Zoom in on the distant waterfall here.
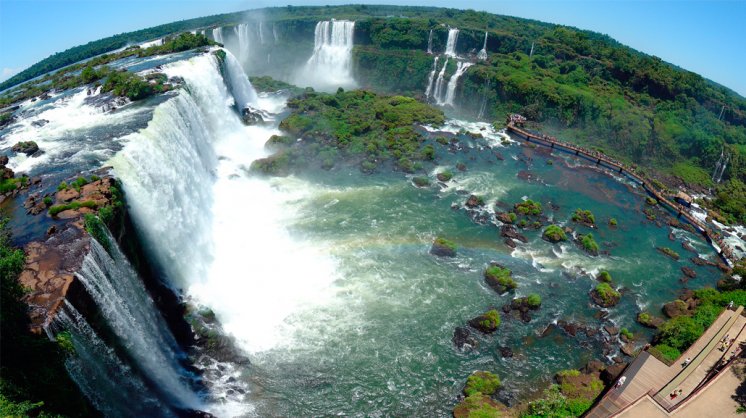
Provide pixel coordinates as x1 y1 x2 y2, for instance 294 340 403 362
258 21 265 44
477 32 488 60
424 56 439 99
443 61 472 106
234 24 250 63
444 28 459 57
712 147 730 183
212 27 224 44
54 302 177 418
296 20 356 91
432 57 449 104
272 24 279 43
75 234 200 409
427 29 433 54
477 79 492 120
222 49 258 109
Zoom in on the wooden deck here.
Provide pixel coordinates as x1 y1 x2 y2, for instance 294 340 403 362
584 307 744 417
506 122 738 266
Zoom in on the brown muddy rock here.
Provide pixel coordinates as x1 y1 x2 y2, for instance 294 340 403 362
604 325 619 337
496 212 514 224
465 194 485 208
504 238 517 249
600 363 627 386
691 256 717 267
583 360 606 374
0 155 8 166
21 224 90 332
456 162 467 171
663 300 689 318
557 320 578 337
681 266 697 279
56 188 80 202
682 241 697 253
500 225 527 243
621 343 637 357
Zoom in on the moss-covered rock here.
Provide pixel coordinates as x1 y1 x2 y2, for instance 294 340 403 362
469 309 501 333
464 371 501 397
514 199 542 216
542 224 567 243
265 134 295 150
436 169 453 182
412 176 430 187
572 208 596 226
597 271 612 283
590 283 620 307
657 246 680 260
466 194 485 208
578 233 600 256
430 236 456 257
484 265 517 294
637 311 665 328
453 394 503 418
663 299 689 318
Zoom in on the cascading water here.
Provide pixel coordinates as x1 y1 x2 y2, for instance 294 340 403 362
212 27 224 45
424 56 439 99
258 21 265 44
53 301 176 418
443 61 473 106
477 32 488 60
75 234 200 409
427 29 433 54
222 49 258 110
432 57 449 103
272 24 279 43
444 28 459 57
477 79 492 120
234 24 250 63
295 20 356 91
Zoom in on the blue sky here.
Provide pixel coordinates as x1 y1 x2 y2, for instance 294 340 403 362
1 0 745 96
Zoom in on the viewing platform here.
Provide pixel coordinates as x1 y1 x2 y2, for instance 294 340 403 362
583 306 745 417
505 120 739 267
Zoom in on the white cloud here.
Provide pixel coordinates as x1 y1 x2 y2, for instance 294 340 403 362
0 67 21 82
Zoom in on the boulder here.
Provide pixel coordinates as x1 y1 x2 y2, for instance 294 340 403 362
636 312 664 328
681 266 697 279
0 155 8 166
621 343 636 357
453 326 478 351
240 106 265 125
465 194 485 208
663 300 689 318
604 325 619 336
469 310 501 334
500 225 528 243
498 346 513 358
600 363 627 386
11 141 40 156
497 212 514 224
430 237 456 257
583 360 606 374
503 238 517 249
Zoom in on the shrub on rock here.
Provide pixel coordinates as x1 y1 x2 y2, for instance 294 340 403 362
469 309 501 333
542 224 567 243
591 283 620 307
464 371 501 397
484 265 517 294
430 236 457 257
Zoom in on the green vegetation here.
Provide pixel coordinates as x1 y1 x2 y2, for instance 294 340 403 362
542 225 567 242
84 213 112 255
477 309 501 332
42 196 53 206
620 328 633 340
434 237 457 252
514 199 542 216
593 282 620 306
597 271 612 283
521 385 594 418
453 394 503 418
526 294 542 309
571 209 595 225
646 196 658 206
249 76 303 93
649 344 682 364
48 200 97 217
464 371 501 397
275 89 444 173
0 176 28 194
412 176 430 187
609 218 618 226
0 217 92 416
484 265 517 293
580 233 599 255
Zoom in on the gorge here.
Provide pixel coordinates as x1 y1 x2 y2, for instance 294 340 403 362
1 5 746 418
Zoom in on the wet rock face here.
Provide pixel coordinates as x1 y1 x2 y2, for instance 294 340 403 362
453 326 478 351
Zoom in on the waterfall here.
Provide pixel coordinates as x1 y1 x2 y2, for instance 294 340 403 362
477 32 488 60
212 27 224 44
53 302 177 418
258 21 265 44
222 49 259 109
113 52 339 357
427 29 433 54
295 19 356 91
477 79 492 120
234 23 250 63
272 24 279 43
442 61 472 106
75 233 200 409
432 57 449 104
444 28 459 57
712 147 730 183
424 56 439 99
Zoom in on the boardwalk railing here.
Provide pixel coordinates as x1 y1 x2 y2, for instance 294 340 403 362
506 123 737 267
